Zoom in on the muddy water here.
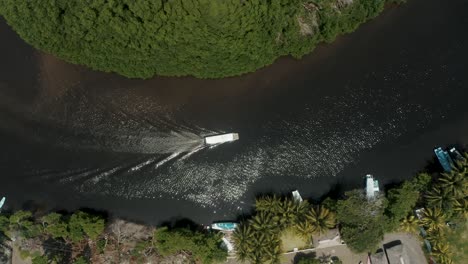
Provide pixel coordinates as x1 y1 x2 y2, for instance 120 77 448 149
1 0 468 224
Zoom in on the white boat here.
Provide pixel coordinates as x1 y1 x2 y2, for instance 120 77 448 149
366 174 379 199
204 133 239 145
0 197 5 210
292 190 303 203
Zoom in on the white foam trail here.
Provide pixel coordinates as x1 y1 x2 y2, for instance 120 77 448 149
59 168 102 183
129 157 158 172
178 145 206 162
209 143 222 149
154 152 181 169
91 166 122 184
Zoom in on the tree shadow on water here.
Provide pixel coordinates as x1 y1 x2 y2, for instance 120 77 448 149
159 217 201 231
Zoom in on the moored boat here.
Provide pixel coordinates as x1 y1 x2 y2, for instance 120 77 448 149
292 190 303 203
366 174 379 200
0 197 5 211
434 147 454 172
211 222 238 231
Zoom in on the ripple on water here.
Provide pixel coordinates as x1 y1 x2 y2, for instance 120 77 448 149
45 86 432 210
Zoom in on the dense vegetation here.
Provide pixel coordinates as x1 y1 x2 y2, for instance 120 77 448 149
417 156 468 264
336 154 467 264
155 227 227 263
0 210 227 264
336 172 430 253
0 0 395 78
1 151 464 264
232 195 337 263
231 152 466 264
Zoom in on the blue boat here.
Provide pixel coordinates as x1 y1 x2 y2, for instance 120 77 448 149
211 222 238 231
434 147 454 172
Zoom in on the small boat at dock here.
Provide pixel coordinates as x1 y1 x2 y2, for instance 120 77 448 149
366 174 379 200
204 133 239 145
434 147 454 172
0 197 5 211
292 190 303 203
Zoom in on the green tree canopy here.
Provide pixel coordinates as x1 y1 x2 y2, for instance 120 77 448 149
155 227 227 264
385 181 420 230
31 255 49 264
0 0 388 78
337 190 386 252
8 210 40 238
41 213 69 240
68 211 105 242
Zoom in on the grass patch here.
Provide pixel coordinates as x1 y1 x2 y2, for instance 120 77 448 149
280 227 309 252
446 219 468 263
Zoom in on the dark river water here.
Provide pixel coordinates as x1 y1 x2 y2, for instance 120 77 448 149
1 0 468 224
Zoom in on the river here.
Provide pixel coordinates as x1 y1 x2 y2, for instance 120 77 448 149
0 0 468 224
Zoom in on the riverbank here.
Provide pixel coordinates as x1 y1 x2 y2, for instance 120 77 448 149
0 0 400 79
0 211 226 264
1 150 466 264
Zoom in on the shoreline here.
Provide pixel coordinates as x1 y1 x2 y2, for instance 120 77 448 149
2 148 464 264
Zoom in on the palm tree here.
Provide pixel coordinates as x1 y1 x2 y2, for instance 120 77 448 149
431 243 452 264
306 206 336 235
277 198 300 227
247 232 280 264
294 220 314 244
426 229 446 245
294 200 310 219
399 215 419 234
425 187 454 209
248 250 266 264
232 223 254 262
265 235 282 264
420 207 447 233
249 211 278 235
453 198 468 219
438 170 467 199
255 195 281 213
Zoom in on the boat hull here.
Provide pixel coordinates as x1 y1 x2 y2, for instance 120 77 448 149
204 133 239 145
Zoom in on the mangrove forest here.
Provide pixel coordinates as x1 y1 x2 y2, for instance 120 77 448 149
0 0 403 79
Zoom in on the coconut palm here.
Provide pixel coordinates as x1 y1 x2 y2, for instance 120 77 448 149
399 215 419 234
425 187 455 209
420 207 447 233
452 198 468 219
294 200 310 219
306 206 336 235
426 229 446 245
247 232 280 264
232 223 254 262
248 250 266 264
249 211 278 235
431 243 452 264
277 198 300 227
438 170 468 199
265 235 282 264
255 195 281 213
294 220 314 244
